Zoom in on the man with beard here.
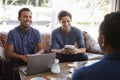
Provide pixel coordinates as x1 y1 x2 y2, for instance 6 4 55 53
3 8 44 80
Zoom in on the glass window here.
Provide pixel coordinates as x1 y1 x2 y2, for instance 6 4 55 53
50 0 112 40
0 0 112 40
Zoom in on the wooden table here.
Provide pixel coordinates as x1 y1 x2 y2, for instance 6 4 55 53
19 60 100 80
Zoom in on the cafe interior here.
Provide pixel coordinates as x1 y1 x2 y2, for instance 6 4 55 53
0 0 120 80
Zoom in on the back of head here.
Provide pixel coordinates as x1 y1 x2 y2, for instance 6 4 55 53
100 11 120 49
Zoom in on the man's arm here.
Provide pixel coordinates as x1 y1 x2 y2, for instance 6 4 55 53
33 29 44 54
76 29 86 53
36 42 44 54
4 44 28 62
73 47 86 54
52 47 86 54
51 48 68 54
64 44 86 54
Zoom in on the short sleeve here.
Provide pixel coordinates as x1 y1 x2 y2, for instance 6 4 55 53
6 31 14 44
76 29 86 48
50 30 60 49
33 29 42 43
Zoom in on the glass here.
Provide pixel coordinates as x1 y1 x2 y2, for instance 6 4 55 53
51 59 60 74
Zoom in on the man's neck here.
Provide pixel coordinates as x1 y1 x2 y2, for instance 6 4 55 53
20 25 30 32
62 27 71 34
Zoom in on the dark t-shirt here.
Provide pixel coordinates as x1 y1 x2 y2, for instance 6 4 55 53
6 26 42 55
50 26 85 49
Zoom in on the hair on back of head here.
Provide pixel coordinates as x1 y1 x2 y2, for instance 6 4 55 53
100 11 120 48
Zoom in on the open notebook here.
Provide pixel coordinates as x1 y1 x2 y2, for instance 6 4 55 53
19 53 56 75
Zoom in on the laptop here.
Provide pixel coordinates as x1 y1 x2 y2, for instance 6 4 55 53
19 53 56 75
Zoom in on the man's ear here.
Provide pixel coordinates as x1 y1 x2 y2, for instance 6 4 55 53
99 35 106 52
101 35 111 53
101 35 105 47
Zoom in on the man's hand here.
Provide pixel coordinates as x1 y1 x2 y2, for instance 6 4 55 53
59 48 77 54
64 48 78 54
59 48 70 54
20 55 28 62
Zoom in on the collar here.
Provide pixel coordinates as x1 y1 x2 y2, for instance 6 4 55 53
16 26 32 33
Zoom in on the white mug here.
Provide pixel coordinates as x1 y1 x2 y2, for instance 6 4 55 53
51 59 60 74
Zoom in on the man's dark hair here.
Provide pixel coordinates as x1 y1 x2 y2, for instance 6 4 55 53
58 10 72 21
100 11 120 48
18 7 32 17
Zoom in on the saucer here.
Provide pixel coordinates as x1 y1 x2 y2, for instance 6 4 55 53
69 68 75 73
68 63 77 68
31 77 46 80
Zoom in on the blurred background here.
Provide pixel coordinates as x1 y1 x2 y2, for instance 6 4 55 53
0 0 112 41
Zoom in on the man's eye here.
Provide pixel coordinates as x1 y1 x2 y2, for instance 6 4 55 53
67 20 70 22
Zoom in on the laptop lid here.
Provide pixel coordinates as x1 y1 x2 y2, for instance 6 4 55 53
20 53 56 75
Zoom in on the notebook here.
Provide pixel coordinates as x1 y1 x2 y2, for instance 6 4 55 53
19 53 56 75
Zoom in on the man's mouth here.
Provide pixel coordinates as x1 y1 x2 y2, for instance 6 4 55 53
25 21 31 25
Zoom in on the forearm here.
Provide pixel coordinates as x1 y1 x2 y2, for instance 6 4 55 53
76 48 86 53
36 49 44 54
51 49 61 53
51 48 71 54
4 51 28 62
4 51 24 60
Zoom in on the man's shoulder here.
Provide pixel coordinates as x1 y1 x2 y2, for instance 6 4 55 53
53 27 61 33
30 27 39 32
8 26 19 33
27 27 39 34
30 27 40 36
71 26 81 31
71 26 82 34
79 60 106 71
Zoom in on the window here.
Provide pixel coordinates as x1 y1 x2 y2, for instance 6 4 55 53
50 0 112 40
0 0 112 40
